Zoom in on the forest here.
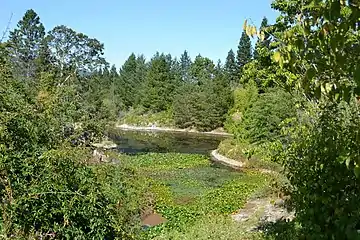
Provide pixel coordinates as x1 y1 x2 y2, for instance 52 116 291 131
1 0 360 239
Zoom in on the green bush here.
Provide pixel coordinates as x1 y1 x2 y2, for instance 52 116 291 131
240 88 295 143
273 100 360 239
225 81 258 134
0 73 145 239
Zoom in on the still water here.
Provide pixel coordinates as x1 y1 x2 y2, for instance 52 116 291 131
108 129 228 155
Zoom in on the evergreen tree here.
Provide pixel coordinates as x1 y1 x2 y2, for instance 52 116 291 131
254 17 270 59
118 53 137 108
236 31 252 76
190 55 215 85
224 49 238 86
180 50 192 82
134 54 147 106
8 9 45 80
141 53 174 112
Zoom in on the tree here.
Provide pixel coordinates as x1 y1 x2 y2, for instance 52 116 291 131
245 0 360 238
190 54 215 85
254 17 270 59
180 50 192 82
118 53 137 108
47 25 106 79
236 31 252 76
141 53 175 112
224 49 238 86
8 9 45 80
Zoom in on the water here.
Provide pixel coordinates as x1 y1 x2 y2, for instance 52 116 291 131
108 129 228 155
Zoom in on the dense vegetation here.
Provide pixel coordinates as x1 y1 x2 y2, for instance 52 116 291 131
119 153 270 239
1 0 360 238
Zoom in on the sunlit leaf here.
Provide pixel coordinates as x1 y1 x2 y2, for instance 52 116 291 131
354 165 360 178
273 51 281 62
243 20 247 31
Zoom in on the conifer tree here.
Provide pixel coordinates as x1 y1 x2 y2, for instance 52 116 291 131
141 53 175 112
8 9 45 79
180 50 192 82
224 49 238 85
254 17 270 59
236 31 252 76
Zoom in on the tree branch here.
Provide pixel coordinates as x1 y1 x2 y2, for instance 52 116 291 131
1 13 13 43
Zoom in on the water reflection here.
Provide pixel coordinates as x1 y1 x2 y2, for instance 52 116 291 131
108 129 227 155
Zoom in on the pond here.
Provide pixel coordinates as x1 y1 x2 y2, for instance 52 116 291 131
107 129 268 238
108 129 228 155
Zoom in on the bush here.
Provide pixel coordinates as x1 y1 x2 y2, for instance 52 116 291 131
0 74 146 239
274 100 360 239
225 81 258 134
0 147 145 239
239 88 295 143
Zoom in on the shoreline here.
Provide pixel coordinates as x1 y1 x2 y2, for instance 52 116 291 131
210 149 245 169
115 124 233 137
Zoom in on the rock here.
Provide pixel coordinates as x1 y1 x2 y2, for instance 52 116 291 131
92 149 110 163
210 149 245 170
232 198 295 231
92 140 117 150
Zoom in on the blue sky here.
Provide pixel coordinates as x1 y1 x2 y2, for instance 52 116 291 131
1 0 279 67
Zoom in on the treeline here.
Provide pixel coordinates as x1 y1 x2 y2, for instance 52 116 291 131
96 35 255 131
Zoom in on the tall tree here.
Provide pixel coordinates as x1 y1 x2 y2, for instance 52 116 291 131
254 17 270 59
236 31 252 76
141 53 174 112
180 50 192 82
190 54 215 85
8 9 45 79
224 49 238 86
47 25 106 79
118 53 137 108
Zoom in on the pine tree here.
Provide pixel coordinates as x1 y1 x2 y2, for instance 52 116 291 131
180 50 192 82
134 54 147 106
118 53 137 108
254 17 270 59
8 9 45 80
190 55 215 85
236 31 252 76
224 49 238 85
141 53 174 112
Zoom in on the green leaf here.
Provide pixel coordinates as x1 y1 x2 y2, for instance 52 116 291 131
273 51 281 62
354 165 360 178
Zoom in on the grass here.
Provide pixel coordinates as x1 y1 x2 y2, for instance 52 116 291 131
119 152 272 239
218 138 282 172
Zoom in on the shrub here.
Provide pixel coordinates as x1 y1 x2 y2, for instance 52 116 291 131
239 88 295 143
274 100 360 239
225 81 259 135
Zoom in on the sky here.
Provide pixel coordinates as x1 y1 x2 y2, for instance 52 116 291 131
0 0 279 68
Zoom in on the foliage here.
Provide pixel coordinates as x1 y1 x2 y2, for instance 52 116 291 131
47 25 106 78
0 9 146 239
153 214 265 240
270 0 360 102
121 108 175 127
225 80 258 134
8 9 45 80
173 56 232 131
120 153 270 238
141 53 177 112
236 31 252 76
224 49 238 86
272 100 360 239
240 88 296 143
244 0 360 238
